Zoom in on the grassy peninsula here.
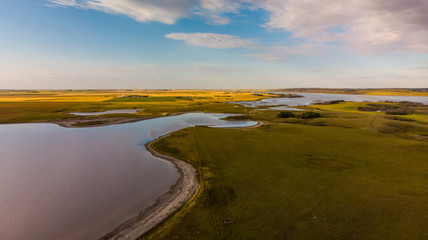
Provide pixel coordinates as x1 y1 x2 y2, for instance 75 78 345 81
145 100 428 240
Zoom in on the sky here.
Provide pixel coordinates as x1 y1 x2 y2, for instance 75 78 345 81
0 0 427 89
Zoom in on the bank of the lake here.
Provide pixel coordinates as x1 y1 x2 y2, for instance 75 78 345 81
0 113 257 240
103 119 265 239
142 108 428 240
101 133 200 240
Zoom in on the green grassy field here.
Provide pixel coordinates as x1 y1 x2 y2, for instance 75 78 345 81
0 90 275 123
145 106 428 240
2 90 428 239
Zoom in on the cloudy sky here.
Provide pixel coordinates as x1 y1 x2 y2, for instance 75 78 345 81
1 0 427 89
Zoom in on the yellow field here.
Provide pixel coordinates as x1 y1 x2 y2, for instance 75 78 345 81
0 90 275 123
364 89 428 96
309 101 428 123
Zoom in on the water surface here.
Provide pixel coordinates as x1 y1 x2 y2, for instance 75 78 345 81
0 113 256 240
237 92 428 107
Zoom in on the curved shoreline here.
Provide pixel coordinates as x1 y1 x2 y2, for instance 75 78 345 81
100 132 199 240
1 114 262 240
100 120 264 240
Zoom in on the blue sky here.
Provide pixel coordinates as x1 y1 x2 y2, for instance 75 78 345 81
1 0 427 89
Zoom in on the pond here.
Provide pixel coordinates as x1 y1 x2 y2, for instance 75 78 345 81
0 113 256 240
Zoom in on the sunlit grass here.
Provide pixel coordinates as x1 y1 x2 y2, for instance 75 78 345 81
146 107 428 240
0 90 275 123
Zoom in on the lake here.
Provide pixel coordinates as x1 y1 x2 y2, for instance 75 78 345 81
0 113 256 240
237 92 428 108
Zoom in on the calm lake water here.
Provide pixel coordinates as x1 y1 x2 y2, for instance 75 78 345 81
238 92 428 108
0 113 256 240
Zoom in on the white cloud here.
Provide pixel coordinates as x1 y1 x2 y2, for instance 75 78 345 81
47 0 240 25
47 0 81 7
194 0 242 25
165 32 334 61
190 0 428 56
165 33 254 49
246 0 428 54
47 0 428 57
165 32 335 61
47 0 197 24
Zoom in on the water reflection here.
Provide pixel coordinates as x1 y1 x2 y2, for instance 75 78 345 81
0 113 256 240
236 92 428 108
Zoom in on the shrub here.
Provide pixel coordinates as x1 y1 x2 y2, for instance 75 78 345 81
277 94 303 98
358 106 378 112
328 100 345 104
385 116 415 122
315 100 345 105
277 111 296 118
358 103 400 112
223 115 251 120
399 101 424 107
300 111 321 119
385 109 412 115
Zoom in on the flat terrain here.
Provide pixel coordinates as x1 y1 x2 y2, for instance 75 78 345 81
0 90 274 125
146 101 428 240
273 88 428 96
2 90 428 239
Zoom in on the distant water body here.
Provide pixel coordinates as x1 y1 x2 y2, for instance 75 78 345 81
0 113 256 240
237 92 428 108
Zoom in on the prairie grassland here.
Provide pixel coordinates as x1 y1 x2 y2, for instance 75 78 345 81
309 101 428 123
0 90 275 123
145 103 428 240
3 89 428 239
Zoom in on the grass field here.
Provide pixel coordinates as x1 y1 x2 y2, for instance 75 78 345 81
308 101 428 124
2 89 428 239
145 104 428 240
0 90 275 123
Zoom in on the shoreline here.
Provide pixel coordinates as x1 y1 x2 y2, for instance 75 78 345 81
99 120 264 240
34 111 206 128
0 114 262 240
100 132 200 240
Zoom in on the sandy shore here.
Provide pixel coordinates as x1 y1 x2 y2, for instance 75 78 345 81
235 120 265 129
99 133 199 240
